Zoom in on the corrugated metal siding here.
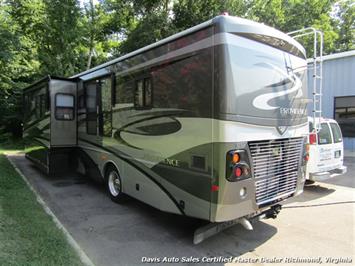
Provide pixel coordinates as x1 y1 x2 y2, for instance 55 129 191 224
307 52 355 151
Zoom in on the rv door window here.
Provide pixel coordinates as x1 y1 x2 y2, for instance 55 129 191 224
134 77 152 109
85 82 98 135
100 77 113 137
55 94 74 120
144 78 152 107
135 80 144 107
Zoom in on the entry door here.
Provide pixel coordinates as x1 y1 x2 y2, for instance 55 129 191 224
85 76 112 137
50 79 77 146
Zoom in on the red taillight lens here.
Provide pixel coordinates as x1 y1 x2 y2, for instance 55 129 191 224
211 185 219 192
234 167 242 177
309 133 317 144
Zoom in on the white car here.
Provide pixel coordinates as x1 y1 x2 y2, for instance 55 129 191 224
306 117 347 181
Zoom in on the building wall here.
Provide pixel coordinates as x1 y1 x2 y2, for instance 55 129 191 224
307 51 355 151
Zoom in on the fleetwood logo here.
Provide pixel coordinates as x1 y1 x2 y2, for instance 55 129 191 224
276 126 287 135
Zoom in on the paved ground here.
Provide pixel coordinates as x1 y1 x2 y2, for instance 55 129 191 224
7 154 355 266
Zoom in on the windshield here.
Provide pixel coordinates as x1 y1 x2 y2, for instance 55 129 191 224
220 34 307 127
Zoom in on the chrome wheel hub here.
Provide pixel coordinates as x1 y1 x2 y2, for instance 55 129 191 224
108 171 121 197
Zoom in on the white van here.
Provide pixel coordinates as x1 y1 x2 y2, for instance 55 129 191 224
306 117 347 181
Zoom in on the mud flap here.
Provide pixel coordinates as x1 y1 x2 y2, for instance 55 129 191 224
193 217 253 244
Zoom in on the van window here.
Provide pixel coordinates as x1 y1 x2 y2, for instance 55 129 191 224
317 123 332 145
330 123 342 143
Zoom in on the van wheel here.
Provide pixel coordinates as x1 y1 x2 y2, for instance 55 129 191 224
105 166 126 203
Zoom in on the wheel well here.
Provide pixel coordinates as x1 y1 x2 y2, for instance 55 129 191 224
103 162 118 179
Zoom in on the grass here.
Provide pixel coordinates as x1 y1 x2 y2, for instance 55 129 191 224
0 143 83 266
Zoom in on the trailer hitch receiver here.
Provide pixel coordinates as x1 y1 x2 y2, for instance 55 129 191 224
265 204 282 219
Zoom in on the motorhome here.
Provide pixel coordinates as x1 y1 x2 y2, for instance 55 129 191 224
23 15 309 243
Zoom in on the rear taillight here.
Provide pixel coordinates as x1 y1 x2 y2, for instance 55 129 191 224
302 142 310 165
226 150 251 182
304 154 309 162
309 133 317 144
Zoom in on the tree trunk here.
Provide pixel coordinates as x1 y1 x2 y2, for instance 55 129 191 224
86 0 95 70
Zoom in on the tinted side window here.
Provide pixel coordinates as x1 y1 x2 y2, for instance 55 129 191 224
330 123 342 143
115 76 134 105
317 123 332 145
151 48 212 117
40 94 46 117
35 96 41 119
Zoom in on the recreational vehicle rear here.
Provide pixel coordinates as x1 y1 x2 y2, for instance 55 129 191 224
23 15 309 242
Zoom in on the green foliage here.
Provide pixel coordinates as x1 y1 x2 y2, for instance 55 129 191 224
0 0 354 138
119 12 173 54
0 2 40 138
333 0 355 52
38 0 82 76
173 0 228 30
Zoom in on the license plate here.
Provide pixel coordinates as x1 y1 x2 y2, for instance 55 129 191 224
334 150 341 158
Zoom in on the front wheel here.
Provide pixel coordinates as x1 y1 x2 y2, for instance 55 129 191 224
105 166 126 203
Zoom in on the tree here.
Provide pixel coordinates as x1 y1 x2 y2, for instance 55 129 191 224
81 0 116 69
0 1 40 138
38 0 83 76
333 0 355 52
101 0 169 55
118 11 174 54
173 0 248 31
0 0 354 139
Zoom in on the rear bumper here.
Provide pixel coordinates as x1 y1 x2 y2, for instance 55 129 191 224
309 165 347 181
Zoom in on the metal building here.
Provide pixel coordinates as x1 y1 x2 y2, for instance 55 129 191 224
308 50 355 151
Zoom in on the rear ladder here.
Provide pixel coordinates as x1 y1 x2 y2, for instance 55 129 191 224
287 28 324 132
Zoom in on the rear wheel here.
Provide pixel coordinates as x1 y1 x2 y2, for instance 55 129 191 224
105 166 126 203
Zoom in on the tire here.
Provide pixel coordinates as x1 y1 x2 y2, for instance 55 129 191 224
105 165 126 203
305 179 315 185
